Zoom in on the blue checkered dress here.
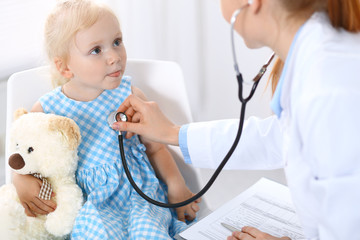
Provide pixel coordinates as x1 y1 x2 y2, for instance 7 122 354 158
39 77 188 239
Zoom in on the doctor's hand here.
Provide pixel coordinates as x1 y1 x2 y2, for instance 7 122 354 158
113 94 180 146
227 226 291 240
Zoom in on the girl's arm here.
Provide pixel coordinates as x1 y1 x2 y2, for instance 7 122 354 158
12 101 57 217
12 173 56 217
144 141 200 222
132 87 201 222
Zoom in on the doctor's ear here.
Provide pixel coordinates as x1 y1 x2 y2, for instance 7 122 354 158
247 0 261 14
54 57 73 79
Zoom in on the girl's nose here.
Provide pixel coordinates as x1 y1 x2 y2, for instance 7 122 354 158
107 50 121 65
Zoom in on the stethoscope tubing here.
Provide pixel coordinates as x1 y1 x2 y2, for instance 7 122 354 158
119 101 249 208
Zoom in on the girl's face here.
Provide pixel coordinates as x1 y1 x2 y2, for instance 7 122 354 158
65 12 127 100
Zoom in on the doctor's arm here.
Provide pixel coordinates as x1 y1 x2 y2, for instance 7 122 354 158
114 95 284 170
181 116 284 170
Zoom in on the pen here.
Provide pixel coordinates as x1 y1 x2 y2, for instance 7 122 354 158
221 222 242 233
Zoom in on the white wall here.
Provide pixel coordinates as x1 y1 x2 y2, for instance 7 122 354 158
0 0 57 185
0 0 55 80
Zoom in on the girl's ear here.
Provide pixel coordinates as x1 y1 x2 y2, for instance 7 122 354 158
54 57 73 79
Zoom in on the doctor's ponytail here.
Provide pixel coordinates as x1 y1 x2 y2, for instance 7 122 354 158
269 0 360 94
327 0 360 32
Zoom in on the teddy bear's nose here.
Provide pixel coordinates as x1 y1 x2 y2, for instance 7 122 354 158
8 153 25 170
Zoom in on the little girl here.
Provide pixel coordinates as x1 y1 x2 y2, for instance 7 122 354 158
12 0 200 239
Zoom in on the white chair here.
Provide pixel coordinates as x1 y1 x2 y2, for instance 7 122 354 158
5 59 211 217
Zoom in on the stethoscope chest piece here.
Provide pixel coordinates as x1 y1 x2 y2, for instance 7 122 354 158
108 111 128 135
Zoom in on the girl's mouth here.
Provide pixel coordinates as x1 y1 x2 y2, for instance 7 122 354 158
108 70 121 77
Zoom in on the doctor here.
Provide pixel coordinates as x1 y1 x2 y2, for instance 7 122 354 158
113 0 360 239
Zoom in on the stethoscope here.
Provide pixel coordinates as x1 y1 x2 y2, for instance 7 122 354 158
108 5 275 208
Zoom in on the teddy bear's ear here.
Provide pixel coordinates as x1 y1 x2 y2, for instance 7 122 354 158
13 108 28 121
49 116 81 150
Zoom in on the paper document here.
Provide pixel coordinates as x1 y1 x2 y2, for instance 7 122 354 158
179 178 305 240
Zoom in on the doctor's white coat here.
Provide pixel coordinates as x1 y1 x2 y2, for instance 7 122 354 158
182 12 360 240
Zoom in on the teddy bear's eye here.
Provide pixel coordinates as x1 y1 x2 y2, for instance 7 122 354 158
28 147 34 153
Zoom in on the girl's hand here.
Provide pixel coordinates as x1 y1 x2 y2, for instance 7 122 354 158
227 226 291 240
13 173 57 217
167 181 201 222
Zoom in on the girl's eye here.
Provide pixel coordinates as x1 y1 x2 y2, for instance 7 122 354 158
113 38 122 47
90 47 101 55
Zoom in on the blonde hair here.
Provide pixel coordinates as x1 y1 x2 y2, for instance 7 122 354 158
44 0 119 87
269 0 360 94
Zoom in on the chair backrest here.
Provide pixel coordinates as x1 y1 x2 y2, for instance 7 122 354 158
5 66 52 184
5 59 209 214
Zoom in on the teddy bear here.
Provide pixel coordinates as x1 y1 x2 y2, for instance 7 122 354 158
0 109 83 240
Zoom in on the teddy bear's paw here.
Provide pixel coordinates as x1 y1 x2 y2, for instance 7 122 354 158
0 185 27 240
0 202 26 240
25 217 61 240
0 206 23 240
45 212 74 237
